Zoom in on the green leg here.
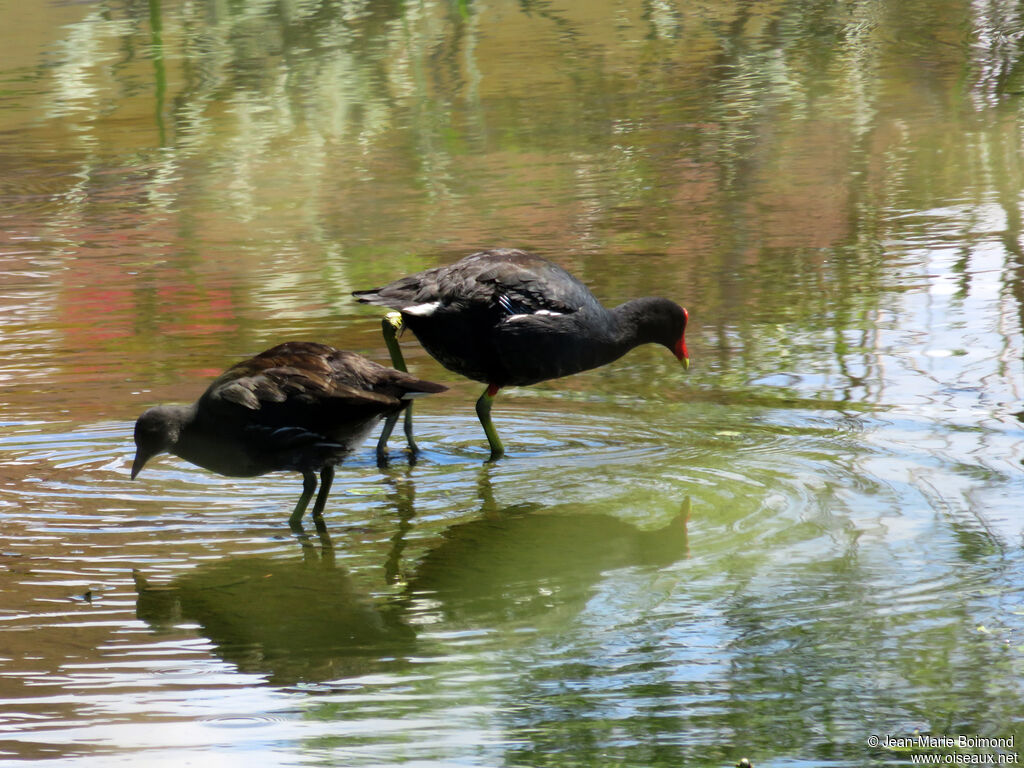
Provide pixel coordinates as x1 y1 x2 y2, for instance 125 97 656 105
381 313 419 456
310 465 334 519
376 412 399 465
476 384 505 462
290 471 317 526
402 406 416 452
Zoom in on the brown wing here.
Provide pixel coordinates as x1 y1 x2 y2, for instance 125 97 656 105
203 343 402 415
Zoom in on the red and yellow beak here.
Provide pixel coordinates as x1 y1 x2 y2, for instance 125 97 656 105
674 336 690 370
675 307 690 369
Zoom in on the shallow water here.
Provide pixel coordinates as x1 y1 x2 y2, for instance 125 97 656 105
2 0 1024 765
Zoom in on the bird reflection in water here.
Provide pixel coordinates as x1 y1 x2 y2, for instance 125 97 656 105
133 518 414 686
396 469 691 626
134 470 690 685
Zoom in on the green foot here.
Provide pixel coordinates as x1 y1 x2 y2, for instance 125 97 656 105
476 385 505 461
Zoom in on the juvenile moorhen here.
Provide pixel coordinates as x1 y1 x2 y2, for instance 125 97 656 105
131 342 447 524
353 249 689 460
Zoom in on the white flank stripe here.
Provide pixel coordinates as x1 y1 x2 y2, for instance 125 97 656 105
403 301 441 316
506 309 564 322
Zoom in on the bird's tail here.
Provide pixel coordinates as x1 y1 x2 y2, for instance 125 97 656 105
352 288 387 305
352 274 426 309
352 288 409 310
399 377 448 398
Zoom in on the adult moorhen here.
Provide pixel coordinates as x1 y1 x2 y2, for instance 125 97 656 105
353 249 689 460
131 342 446 525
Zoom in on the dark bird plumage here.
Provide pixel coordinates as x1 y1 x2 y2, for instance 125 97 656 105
131 342 446 524
353 249 689 459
